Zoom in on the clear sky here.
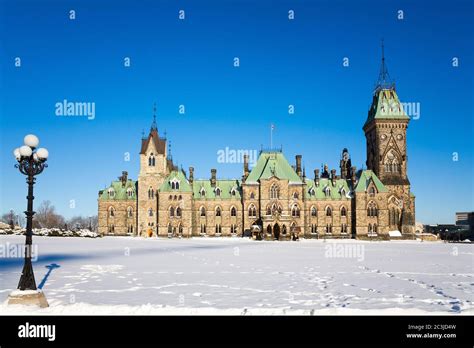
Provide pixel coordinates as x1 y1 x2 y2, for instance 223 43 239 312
0 0 473 224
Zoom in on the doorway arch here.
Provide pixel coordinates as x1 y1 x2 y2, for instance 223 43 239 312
273 223 280 240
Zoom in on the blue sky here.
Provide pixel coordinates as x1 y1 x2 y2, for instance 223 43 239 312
0 0 473 224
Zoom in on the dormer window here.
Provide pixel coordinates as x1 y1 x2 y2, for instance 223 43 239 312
340 187 346 197
108 188 115 198
200 188 206 197
324 186 331 197
309 187 315 196
230 187 237 196
127 188 133 198
215 187 221 197
170 178 180 190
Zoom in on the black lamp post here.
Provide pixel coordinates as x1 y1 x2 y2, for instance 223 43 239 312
13 134 49 291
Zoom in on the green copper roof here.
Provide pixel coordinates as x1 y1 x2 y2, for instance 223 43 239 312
246 152 302 183
193 179 241 200
99 180 136 201
365 88 410 127
354 170 388 193
305 178 351 200
159 170 193 192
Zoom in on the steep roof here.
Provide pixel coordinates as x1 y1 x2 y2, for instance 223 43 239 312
305 178 351 200
364 87 410 128
354 170 388 193
140 129 166 155
99 179 136 201
159 170 192 192
193 179 241 200
246 151 302 183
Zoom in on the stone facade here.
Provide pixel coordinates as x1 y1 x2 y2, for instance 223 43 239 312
98 68 416 240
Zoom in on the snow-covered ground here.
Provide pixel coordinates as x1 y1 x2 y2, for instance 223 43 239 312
0 235 472 315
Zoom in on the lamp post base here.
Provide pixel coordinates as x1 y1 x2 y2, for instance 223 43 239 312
7 289 49 308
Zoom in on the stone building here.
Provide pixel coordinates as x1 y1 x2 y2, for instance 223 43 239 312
98 54 416 240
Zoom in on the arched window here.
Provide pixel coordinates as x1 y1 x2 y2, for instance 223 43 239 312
148 187 154 199
200 188 206 197
326 206 332 217
215 224 221 234
230 188 236 196
231 224 237 234
293 192 299 200
230 207 237 217
108 188 115 198
270 184 279 199
176 182 180 190
248 205 257 217
178 224 183 235
127 188 133 198
200 207 206 217
266 206 271 215
368 186 376 196
109 207 115 217
311 206 317 217
176 207 182 217
148 208 153 217
282 225 287 235
309 187 315 196
291 204 300 217
149 153 155 167
200 224 207 234
250 192 255 199
324 186 331 197
169 207 175 217
215 187 221 197
367 201 378 217
127 206 133 218
215 206 221 217
341 206 347 217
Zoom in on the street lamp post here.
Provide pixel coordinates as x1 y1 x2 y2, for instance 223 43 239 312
7 134 49 308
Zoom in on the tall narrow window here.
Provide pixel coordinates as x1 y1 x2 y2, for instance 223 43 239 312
231 207 236 217
270 184 279 199
216 207 221 217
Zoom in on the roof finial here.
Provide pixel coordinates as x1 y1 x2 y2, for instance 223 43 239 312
376 38 394 90
151 102 158 131
141 129 145 139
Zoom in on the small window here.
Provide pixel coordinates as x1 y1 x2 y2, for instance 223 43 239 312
176 207 182 217
200 207 206 217
109 207 115 217
311 206 317 217
231 207 237 217
200 188 206 197
148 208 153 217
326 207 332 217
127 207 133 218
293 192 299 199
127 188 133 198
341 206 347 217
250 192 255 199
108 188 115 198
216 207 221 217
169 207 175 217
215 188 221 197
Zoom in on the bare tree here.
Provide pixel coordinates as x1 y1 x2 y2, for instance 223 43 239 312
33 200 65 229
1 210 16 228
67 215 98 231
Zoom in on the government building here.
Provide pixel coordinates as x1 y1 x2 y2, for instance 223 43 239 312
97 55 416 240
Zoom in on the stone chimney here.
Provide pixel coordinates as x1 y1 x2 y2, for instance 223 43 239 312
295 155 302 177
189 167 194 184
210 169 217 187
351 166 357 187
120 171 128 187
314 169 320 187
243 154 249 179
331 169 336 186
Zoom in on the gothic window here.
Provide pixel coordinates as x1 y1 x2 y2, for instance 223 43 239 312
250 192 255 199
270 184 280 199
215 224 221 234
367 201 378 217
326 206 332 217
109 207 115 217
176 182 180 190
326 224 332 234
282 225 287 235
293 192 299 200
368 186 376 196
384 150 401 174
200 207 206 217
309 187 315 196
266 206 271 215
179 224 183 235
230 207 237 217
127 188 133 198
176 207 182 217
108 188 115 198
148 187 154 199
373 224 378 233
149 153 155 167
148 208 153 217
200 188 206 197
127 206 133 218
231 188 237 196
231 224 237 234
248 205 257 217
341 224 347 233
341 206 347 217
311 206 317 217
169 207 175 217
168 223 172 234
215 206 221 217
324 186 331 197
215 187 221 197
368 224 373 232
200 224 207 234
178 195 182 200
291 204 300 217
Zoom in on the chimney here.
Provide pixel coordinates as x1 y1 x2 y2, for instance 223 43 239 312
295 155 302 177
120 171 128 187
243 154 249 179
314 169 320 187
189 167 194 184
331 169 336 186
210 169 217 187
351 166 357 186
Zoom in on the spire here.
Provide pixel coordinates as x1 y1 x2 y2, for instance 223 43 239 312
376 39 394 90
151 103 158 131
